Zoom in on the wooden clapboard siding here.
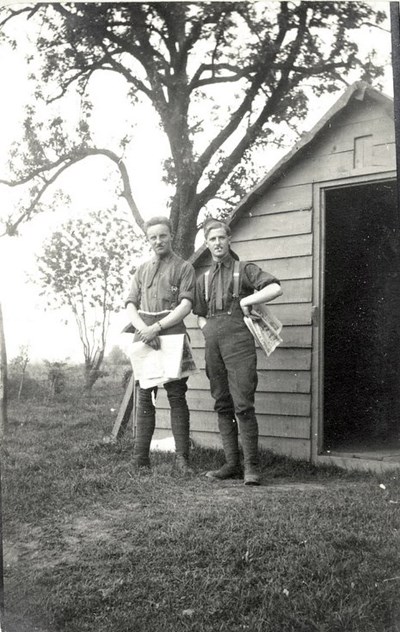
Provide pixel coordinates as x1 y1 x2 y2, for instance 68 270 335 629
269 303 311 326
247 183 313 217
191 347 311 371
157 390 311 417
187 325 311 350
276 279 312 303
276 109 394 188
256 256 312 280
196 255 313 281
232 234 312 260
258 437 310 460
152 425 309 461
156 409 310 439
372 143 396 166
235 209 311 241
188 369 311 393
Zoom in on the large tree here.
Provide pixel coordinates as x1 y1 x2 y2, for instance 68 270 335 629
0 1 387 258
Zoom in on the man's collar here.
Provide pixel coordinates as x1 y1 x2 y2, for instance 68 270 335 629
152 251 175 264
211 252 233 269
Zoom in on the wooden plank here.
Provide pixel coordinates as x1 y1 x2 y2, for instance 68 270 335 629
246 183 313 217
279 150 355 187
259 436 311 460
188 368 311 393
331 99 393 126
156 390 311 417
191 346 311 370
232 234 312 260
194 255 313 281
233 210 311 241
372 142 396 168
272 303 312 326
311 116 394 156
156 409 310 439
280 325 312 348
107 373 135 440
255 256 312 280
276 279 312 304
187 325 312 350
186 428 311 460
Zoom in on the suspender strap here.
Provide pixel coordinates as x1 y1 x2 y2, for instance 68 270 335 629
232 261 240 298
204 270 211 302
204 261 241 304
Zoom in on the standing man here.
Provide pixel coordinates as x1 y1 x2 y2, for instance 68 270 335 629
125 216 196 472
193 219 282 485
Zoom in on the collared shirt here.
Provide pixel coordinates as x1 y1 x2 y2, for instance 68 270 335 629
125 252 195 313
193 253 280 317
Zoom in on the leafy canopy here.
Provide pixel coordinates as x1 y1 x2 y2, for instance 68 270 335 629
0 2 388 258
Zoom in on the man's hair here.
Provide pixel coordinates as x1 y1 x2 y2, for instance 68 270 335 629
144 216 172 235
203 217 231 239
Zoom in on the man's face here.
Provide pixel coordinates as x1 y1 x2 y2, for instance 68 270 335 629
146 223 173 258
205 227 231 260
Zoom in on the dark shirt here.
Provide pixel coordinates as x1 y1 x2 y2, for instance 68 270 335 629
193 253 280 318
125 252 195 312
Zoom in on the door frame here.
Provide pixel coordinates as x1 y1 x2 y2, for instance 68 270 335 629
311 170 397 466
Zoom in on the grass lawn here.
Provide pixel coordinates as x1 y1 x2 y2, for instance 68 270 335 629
3 369 400 632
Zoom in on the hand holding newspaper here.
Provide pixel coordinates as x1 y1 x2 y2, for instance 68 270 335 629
243 304 283 357
129 334 198 388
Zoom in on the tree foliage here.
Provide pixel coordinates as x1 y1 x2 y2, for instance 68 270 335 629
36 206 145 389
0 1 388 257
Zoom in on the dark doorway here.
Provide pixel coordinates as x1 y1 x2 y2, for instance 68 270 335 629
323 180 400 453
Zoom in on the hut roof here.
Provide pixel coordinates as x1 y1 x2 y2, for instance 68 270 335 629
191 81 394 265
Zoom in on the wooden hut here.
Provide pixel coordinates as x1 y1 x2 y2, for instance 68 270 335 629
156 81 400 471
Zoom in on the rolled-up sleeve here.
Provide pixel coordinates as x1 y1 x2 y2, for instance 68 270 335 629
125 269 141 308
192 276 207 317
178 261 196 304
243 263 280 292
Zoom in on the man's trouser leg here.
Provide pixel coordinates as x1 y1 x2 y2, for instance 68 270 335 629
237 410 260 485
165 378 192 472
218 318 261 485
205 414 242 479
133 386 156 468
204 320 242 479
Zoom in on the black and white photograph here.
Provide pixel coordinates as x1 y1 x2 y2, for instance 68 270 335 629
0 1 399 631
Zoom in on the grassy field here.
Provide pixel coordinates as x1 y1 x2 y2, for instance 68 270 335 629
3 366 400 632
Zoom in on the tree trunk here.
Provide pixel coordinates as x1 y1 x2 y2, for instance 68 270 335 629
83 349 105 392
170 193 199 260
0 304 7 439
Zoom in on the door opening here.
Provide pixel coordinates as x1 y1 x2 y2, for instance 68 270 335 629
323 180 400 454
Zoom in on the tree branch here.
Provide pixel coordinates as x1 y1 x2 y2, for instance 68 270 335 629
1 148 145 236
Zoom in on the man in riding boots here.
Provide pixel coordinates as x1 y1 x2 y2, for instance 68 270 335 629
125 216 196 473
193 218 282 485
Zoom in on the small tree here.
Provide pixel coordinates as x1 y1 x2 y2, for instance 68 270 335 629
36 207 144 391
10 345 30 401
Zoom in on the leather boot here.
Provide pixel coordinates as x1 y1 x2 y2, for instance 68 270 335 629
133 390 155 469
171 406 193 474
206 415 242 480
237 411 261 485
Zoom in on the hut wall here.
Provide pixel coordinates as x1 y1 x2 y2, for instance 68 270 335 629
154 95 395 461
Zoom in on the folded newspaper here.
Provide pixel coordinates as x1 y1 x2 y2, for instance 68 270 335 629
243 304 283 357
129 333 198 388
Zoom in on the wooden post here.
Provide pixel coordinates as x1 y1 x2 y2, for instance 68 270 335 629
390 2 400 223
0 303 6 622
103 372 136 443
0 303 7 438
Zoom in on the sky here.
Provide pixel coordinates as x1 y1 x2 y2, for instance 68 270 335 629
0 1 395 364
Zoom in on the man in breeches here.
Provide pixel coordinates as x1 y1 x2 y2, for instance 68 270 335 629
193 219 282 485
125 216 196 472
